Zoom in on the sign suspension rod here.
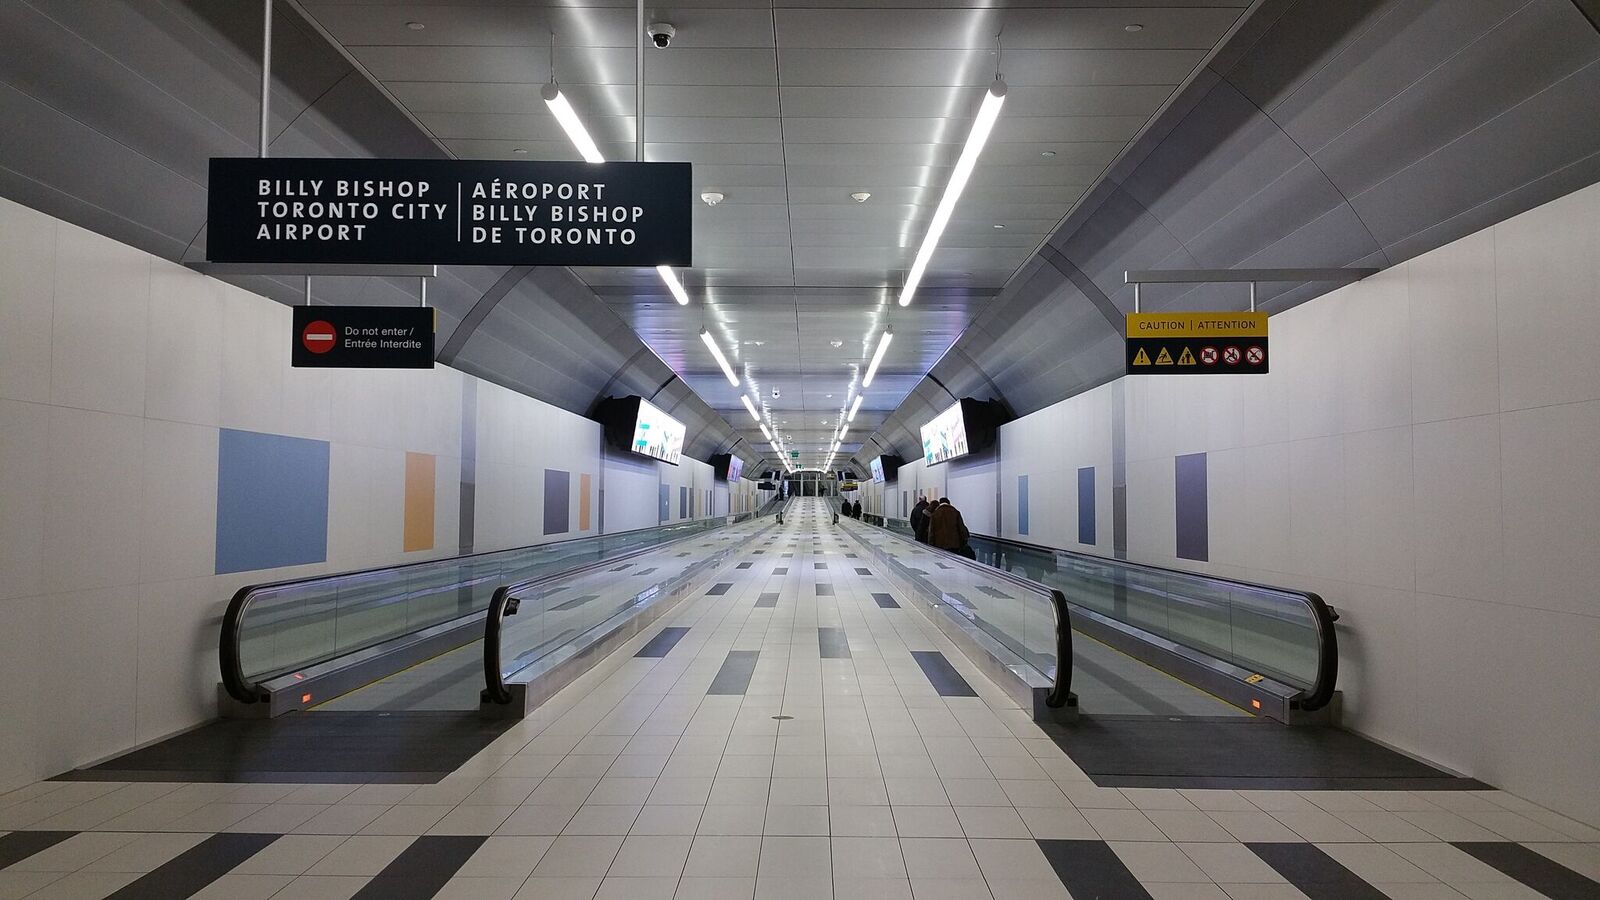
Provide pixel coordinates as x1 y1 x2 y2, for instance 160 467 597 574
259 0 272 159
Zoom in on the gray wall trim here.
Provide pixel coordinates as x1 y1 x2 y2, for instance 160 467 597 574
1039 244 1126 331
436 266 532 363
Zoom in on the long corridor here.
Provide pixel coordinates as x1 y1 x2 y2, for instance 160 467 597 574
1 500 1596 899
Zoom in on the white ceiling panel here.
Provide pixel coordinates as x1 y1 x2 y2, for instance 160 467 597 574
296 0 1245 467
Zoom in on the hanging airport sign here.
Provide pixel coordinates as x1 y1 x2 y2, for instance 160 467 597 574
1125 312 1268 375
292 305 435 368
207 157 692 267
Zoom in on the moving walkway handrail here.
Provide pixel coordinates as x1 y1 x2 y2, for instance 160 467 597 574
481 509 761 704
837 516 1073 709
221 517 733 704
866 517 1337 712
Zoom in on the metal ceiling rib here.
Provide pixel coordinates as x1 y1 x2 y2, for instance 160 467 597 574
291 0 1253 469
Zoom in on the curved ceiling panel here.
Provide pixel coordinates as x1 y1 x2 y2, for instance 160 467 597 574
856 0 1600 467
0 0 758 470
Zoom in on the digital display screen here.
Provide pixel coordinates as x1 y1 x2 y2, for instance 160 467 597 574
630 398 685 464
869 458 885 483
921 402 969 465
726 455 744 482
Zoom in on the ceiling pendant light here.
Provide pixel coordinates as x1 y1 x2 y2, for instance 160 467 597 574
740 394 760 422
700 329 740 387
542 82 605 164
862 328 893 388
657 265 690 305
847 393 864 422
898 76 1006 307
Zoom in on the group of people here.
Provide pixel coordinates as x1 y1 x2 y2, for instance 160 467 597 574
840 499 863 518
910 497 974 559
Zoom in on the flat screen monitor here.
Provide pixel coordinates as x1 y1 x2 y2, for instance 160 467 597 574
630 398 684 464
869 457 885 483
921 401 970 465
726 455 744 482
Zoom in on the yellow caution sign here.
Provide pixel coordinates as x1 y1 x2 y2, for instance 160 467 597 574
1132 348 1151 366
1154 347 1173 365
1177 347 1196 366
1127 311 1268 339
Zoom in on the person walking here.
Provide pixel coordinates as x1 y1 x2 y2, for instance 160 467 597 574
929 497 974 559
910 498 931 543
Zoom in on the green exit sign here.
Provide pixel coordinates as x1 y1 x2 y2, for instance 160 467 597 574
789 451 799 459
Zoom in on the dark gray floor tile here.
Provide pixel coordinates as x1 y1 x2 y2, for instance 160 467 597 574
871 592 900 609
1248 843 1388 899
910 651 977 697
818 628 851 659
708 650 761 695
106 833 280 899
1452 842 1600 900
635 627 691 658
1037 840 1151 900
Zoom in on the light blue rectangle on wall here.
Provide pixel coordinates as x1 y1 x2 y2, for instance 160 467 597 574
1077 467 1096 546
659 484 670 522
543 469 570 536
1017 475 1029 536
215 428 330 574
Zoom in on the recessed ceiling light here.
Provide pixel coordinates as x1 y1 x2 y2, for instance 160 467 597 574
406 21 426 30
1040 150 1056 158
850 191 871 203
1125 23 1143 32
744 340 764 346
512 148 528 154
829 340 843 348
993 223 1005 229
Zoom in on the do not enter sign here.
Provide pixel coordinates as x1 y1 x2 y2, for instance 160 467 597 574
291 306 435 369
301 320 336 354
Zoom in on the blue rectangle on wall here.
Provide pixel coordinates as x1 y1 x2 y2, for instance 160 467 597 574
1017 474 1029 536
659 483 670 522
679 485 688 519
1077 467 1096 546
1175 453 1208 562
543 469 570 535
215 429 330 574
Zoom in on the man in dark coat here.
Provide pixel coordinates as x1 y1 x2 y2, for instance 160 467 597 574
929 498 974 558
910 498 931 542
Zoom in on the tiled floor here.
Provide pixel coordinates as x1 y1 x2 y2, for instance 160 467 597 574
2 500 1598 899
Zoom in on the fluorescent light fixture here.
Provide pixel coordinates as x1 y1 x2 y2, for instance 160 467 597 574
759 422 773 441
700 329 739 387
862 329 893 388
898 77 1007 307
657 265 690 305
847 394 864 422
740 394 760 422
837 425 849 441
541 83 605 164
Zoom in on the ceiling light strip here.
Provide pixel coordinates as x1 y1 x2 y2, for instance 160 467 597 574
700 329 740 387
541 84 605 164
862 329 893 388
898 78 1007 307
847 394 864 422
657 265 690 305
740 394 761 422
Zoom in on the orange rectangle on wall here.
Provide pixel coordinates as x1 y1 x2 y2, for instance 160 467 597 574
579 473 592 531
404 452 436 552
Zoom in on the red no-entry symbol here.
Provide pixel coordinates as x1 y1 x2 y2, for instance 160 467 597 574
1245 346 1265 366
301 320 336 354
1199 347 1218 365
1222 346 1242 365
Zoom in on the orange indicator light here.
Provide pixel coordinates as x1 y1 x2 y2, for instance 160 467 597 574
1250 699 1261 710
302 693 313 704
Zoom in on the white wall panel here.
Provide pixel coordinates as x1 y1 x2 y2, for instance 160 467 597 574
0 399 49 601
0 200 57 405
50 224 149 417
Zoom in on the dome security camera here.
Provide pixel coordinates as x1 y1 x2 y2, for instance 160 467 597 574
647 22 675 48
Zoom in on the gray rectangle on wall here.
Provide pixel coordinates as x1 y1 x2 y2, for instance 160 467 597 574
1017 474 1029 536
680 485 688 519
1077 467 1096 546
1175 453 1207 561
659 483 670 522
543 469 570 535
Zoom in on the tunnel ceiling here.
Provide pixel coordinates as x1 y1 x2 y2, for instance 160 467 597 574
858 0 1600 466
3 1 1598 474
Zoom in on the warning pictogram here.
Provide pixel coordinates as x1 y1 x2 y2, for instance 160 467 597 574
1124 312 1267 375
301 320 337 354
